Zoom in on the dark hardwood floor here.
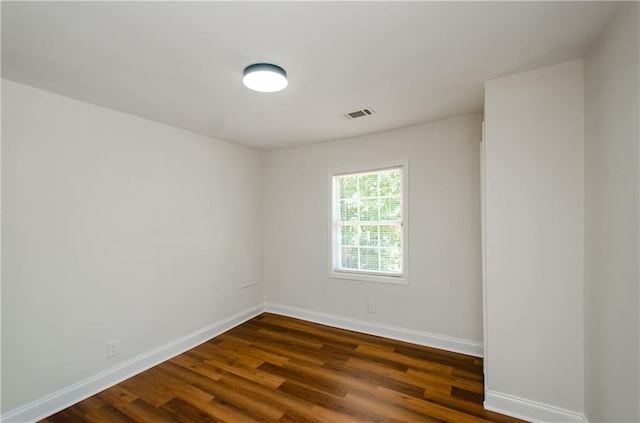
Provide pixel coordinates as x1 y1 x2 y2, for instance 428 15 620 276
41 313 526 422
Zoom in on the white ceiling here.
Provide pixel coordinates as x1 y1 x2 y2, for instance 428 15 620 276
2 1 620 150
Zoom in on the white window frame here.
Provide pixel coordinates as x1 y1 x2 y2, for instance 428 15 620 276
328 160 409 285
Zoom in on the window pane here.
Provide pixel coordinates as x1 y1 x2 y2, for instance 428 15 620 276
340 199 358 221
358 174 379 198
359 225 379 247
341 247 358 269
339 175 357 199
380 197 401 221
380 247 402 273
379 225 401 247
359 198 379 221
333 165 404 278
380 170 401 196
341 226 357 246
359 248 379 270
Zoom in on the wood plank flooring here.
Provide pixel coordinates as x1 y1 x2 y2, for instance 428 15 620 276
41 313 526 423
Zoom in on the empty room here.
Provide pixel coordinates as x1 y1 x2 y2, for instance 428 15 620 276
1 2 638 422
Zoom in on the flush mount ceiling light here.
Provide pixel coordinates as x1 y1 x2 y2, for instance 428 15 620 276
243 63 288 93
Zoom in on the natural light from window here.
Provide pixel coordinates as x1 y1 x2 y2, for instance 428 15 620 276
330 163 407 284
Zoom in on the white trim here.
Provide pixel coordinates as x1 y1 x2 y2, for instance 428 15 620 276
328 160 408 177
480 130 489 393
3 302 485 423
264 302 483 357
1 304 264 423
485 390 587 423
328 270 408 285
327 160 409 285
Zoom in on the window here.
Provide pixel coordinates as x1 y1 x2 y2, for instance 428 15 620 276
330 162 408 284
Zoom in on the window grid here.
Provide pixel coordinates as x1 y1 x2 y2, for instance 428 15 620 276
339 223 402 273
334 167 403 276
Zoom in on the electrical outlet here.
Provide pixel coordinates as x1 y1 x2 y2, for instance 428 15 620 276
367 300 376 313
107 339 120 358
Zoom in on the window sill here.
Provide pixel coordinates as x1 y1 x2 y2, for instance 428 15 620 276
329 270 408 285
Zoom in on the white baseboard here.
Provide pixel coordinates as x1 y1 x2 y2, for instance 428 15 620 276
4 303 592 423
485 390 587 422
264 302 483 357
1 304 264 423
3 302 483 423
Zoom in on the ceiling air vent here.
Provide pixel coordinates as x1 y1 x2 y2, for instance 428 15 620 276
344 108 375 120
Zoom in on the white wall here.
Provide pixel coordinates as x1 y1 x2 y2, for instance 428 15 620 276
484 60 585 420
1 80 264 414
584 3 640 422
263 114 484 345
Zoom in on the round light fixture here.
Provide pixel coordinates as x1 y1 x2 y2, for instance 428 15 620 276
243 63 288 93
